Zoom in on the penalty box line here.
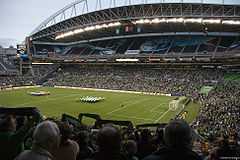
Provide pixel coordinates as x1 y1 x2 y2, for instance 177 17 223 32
150 103 168 113
108 114 155 121
154 108 171 123
105 98 150 116
154 99 181 123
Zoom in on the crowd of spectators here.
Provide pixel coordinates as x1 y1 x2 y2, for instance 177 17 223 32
45 66 223 96
0 75 35 88
43 66 240 140
0 65 240 159
193 81 240 139
0 64 57 88
0 114 206 160
0 114 239 160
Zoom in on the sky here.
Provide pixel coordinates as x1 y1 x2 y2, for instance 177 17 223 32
0 0 75 45
0 0 239 46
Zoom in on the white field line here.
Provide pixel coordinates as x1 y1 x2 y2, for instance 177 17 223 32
105 105 129 115
109 114 154 121
55 86 172 96
154 108 171 123
105 98 149 116
153 98 183 123
18 94 80 107
150 103 168 113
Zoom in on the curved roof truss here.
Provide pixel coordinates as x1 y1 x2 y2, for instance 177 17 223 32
31 0 240 36
30 2 240 41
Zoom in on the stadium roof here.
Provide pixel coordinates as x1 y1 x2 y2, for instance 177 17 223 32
31 0 240 36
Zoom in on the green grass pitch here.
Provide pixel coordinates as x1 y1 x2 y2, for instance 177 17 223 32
0 87 200 125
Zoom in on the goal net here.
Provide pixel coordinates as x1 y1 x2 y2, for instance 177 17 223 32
169 100 178 111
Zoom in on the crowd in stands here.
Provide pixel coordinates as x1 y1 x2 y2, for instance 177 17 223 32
0 65 240 159
0 55 18 74
0 114 225 160
0 76 34 88
32 65 52 77
0 64 57 88
43 66 240 140
0 113 239 160
45 66 223 97
193 81 240 140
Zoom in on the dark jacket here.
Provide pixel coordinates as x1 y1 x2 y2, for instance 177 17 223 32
0 125 31 160
88 151 128 160
143 146 202 160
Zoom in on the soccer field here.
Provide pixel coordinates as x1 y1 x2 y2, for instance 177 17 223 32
0 87 199 124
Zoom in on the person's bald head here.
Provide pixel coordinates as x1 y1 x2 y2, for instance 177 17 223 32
97 125 121 153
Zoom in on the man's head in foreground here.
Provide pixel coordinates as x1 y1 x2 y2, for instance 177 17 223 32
33 120 61 153
97 125 121 153
164 119 192 149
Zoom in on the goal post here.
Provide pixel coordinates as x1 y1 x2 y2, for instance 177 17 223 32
169 100 178 111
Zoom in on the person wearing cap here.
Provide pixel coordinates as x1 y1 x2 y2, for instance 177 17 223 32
0 115 34 160
15 120 61 160
143 119 202 160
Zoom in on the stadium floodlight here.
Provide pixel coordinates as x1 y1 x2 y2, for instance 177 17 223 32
135 19 145 24
222 20 240 25
32 62 54 65
108 22 121 27
144 19 151 23
63 31 74 37
158 18 167 23
116 58 139 62
184 18 202 23
151 18 160 23
108 23 115 27
176 18 184 23
114 22 121 26
74 29 84 34
149 58 161 61
202 19 221 24
167 18 184 23
152 18 167 24
95 25 103 29
133 18 240 26
84 26 96 31
55 35 63 39
102 24 109 28
55 21 122 40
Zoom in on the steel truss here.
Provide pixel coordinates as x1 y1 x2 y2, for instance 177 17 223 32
31 3 240 40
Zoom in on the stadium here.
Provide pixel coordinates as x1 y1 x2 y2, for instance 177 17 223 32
0 0 240 160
